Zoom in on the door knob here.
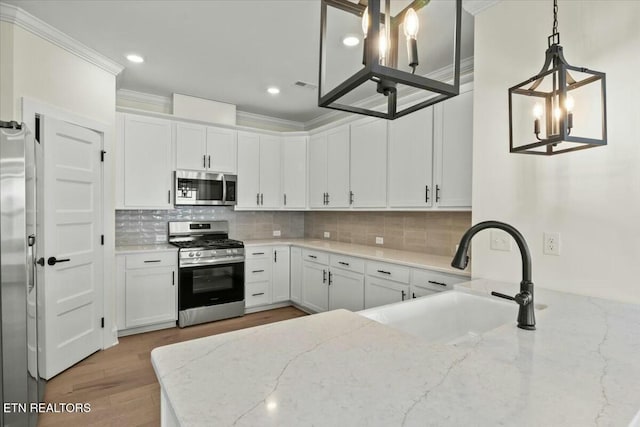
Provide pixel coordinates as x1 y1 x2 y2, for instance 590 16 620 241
47 256 70 266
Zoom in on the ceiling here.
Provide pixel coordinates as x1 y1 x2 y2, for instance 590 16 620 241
5 0 475 123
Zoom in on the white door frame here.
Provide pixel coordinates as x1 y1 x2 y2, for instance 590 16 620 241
22 96 117 350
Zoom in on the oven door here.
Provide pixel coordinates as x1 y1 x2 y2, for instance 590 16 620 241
179 261 244 310
175 170 227 205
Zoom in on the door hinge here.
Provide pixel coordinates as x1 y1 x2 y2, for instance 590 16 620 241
100 317 105 328
100 150 106 162
101 235 104 245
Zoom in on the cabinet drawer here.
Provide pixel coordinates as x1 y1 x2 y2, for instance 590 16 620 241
245 281 271 307
246 248 271 259
302 249 329 265
366 261 410 284
245 259 271 283
330 254 365 274
125 252 177 269
411 269 468 292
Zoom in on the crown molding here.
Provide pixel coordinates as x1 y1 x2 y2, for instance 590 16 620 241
462 0 501 16
304 56 475 130
116 88 172 111
236 110 305 132
0 2 124 75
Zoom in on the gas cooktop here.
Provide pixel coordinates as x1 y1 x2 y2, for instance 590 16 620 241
170 239 244 250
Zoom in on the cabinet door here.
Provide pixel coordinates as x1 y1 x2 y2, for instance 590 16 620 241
434 89 473 208
326 126 350 207
259 136 282 208
388 107 434 207
350 119 387 207
302 261 328 312
206 127 237 173
123 115 173 208
290 247 302 304
282 136 307 208
125 267 176 328
364 277 409 309
272 246 290 303
175 122 207 171
237 132 261 207
308 133 327 208
329 269 364 311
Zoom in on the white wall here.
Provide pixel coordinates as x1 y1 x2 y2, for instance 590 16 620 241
472 1 640 304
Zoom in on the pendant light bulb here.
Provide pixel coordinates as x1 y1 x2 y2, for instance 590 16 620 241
553 107 562 120
379 24 388 64
404 8 419 39
565 96 575 112
533 103 543 119
362 7 369 37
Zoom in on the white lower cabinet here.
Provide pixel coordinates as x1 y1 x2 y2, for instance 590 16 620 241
364 261 411 309
329 267 364 311
116 250 178 335
290 247 303 304
245 246 290 309
302 255 329 313
410 269 468 299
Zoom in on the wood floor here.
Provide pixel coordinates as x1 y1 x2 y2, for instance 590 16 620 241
37 307 307 427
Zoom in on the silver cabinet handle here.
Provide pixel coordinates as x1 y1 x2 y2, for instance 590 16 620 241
252 252 265 256
284 193 287 206
252 292 265 297
172 271 175 286
208 155 211 169
203 154 207 168
168 190 171 204
144 260 162 263
252 269 264 273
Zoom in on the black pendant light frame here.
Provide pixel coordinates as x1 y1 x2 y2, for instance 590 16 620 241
508 0 607 155
318 0 462 120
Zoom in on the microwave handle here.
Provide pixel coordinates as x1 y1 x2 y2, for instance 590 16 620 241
222 174 227 204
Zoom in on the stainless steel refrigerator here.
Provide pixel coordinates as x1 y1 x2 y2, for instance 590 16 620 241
1 121 41 427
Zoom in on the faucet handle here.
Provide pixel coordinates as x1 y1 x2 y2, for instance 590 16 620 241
491 291 515 302
491 290 532 307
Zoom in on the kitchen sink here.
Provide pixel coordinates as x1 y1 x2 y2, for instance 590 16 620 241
359 289 537 345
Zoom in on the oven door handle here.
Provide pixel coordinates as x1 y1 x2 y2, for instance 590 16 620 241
222 174 227 205
180 256 245 267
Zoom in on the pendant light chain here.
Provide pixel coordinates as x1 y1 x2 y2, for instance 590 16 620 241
552 0 559 36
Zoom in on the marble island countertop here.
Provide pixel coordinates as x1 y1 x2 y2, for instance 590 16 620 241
244 238 470 277
151 280 640 426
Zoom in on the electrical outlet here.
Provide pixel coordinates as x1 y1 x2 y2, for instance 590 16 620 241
375 236 384 245
323 231 330 239
543 232 561 255
272 230 281 237
490 230 512 252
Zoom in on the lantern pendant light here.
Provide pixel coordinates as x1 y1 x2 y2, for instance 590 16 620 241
318 0 462 120
508 0 607 155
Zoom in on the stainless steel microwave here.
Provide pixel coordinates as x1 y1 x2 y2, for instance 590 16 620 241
174 171 237 206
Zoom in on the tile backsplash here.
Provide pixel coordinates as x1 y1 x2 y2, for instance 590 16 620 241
115 207 305 246
116 208 471 257
304 211 471 257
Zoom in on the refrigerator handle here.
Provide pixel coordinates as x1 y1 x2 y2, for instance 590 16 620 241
27 234 36 292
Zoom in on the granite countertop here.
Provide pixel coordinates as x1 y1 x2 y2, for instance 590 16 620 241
151 279 640 426
115 244 178 254
243 238 469 277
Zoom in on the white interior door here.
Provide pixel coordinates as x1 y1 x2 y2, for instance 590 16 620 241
40 116 103 379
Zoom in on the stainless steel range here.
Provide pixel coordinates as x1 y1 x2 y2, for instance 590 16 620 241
168 221 245 327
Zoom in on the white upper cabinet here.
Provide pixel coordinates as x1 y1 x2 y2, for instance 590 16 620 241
206 127 237 173
176 123 237 173
350 118 388 208
308 133 328 208
388 106 434 207
259 135 282 208
282 136 307 209
118 113 173 209
434 87 473 208
309 126 350 208
237 132 281 208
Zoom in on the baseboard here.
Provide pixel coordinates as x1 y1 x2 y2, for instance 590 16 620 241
117 320 177 337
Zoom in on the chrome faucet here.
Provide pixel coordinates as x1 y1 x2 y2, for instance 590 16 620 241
451 221 536 330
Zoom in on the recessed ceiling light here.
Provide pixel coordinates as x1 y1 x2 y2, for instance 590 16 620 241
342 36 360 47
126 54 144 63
267 87 280 95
